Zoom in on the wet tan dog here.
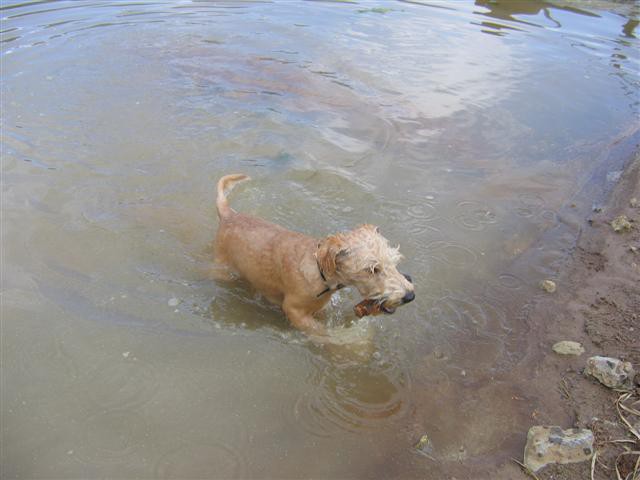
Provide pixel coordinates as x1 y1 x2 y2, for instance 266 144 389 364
214 174 415 338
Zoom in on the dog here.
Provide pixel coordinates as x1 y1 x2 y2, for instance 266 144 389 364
213 174 415 338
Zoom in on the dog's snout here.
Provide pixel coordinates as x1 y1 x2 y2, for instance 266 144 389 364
402 290 415 304
402 273 413 283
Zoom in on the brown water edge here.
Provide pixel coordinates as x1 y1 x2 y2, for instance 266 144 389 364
367 125 640 480
511 144 640 480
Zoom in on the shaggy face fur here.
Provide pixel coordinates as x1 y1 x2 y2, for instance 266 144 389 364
316 224 413 312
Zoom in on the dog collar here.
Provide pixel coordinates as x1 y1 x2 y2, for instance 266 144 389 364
316 260 344 297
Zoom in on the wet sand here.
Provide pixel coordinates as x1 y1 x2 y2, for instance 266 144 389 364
493 139 640 479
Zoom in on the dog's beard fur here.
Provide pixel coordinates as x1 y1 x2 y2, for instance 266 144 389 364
316 224 411 307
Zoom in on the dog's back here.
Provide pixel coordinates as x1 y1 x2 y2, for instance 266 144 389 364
214 175 317 304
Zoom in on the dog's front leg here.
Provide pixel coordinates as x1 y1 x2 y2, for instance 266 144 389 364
282 298 327 337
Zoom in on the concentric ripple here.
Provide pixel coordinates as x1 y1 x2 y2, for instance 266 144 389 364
154 442 247 479
73 410 147 466
292 356 411 437
82 356 159 410
454 201 497 231
426 292 513 371
424 241 478 268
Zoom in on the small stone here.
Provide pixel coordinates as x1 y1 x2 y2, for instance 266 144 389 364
524 426 594 472
540 280 556 293
630 246 638 254
585 356 635 389
552 341 585 356
168 298 180 307
630 197 638 208
611 215 632 233
122 351 130 358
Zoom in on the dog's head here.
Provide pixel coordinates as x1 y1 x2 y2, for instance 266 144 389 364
316 224 414 313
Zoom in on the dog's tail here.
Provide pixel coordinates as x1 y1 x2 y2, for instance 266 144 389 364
216 174 250 219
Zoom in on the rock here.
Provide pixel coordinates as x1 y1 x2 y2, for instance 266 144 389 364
524 426 594 472
552 341 585 356
168 297 180 307
585 356 635 389
540 280 556 293
611 215 632 233
631 197 638 208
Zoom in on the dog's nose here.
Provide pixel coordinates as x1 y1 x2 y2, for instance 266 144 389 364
402 290 415 304
402 273 413 283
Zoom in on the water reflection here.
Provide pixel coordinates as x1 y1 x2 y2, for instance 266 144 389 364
475 0 600 32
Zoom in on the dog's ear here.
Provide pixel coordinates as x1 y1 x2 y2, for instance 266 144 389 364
316 235 349 277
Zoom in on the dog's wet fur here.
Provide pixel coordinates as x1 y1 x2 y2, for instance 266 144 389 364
213 174 415 338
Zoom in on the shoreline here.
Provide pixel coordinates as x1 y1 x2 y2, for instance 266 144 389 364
500 138 640 479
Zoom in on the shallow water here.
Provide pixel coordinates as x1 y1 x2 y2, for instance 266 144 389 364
1 0 639 478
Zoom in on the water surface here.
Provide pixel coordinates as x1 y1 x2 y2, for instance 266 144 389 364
2 0 639 478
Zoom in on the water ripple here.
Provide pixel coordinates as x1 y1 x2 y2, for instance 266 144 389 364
74 410 147 466
424 241 478 268
453 200 497 231
291 356 411 437
82 356 159 410
154 442 247 479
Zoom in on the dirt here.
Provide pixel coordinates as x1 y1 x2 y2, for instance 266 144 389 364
498 150 640 480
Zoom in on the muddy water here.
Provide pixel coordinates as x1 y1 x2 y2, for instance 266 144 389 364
2 0 639 478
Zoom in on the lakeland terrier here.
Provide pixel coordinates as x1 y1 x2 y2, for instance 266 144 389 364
213 174 415 337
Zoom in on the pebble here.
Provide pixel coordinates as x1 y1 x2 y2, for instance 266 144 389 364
611 215 632 233
631 197 638 208
552 341 585 356
168 298 179 307
524 426 594 472
585 356 635 389
540 280 556 293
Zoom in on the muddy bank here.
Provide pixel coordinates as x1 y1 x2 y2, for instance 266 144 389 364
496 144 640 479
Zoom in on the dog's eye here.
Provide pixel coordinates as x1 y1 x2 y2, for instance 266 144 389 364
372 266 381 275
